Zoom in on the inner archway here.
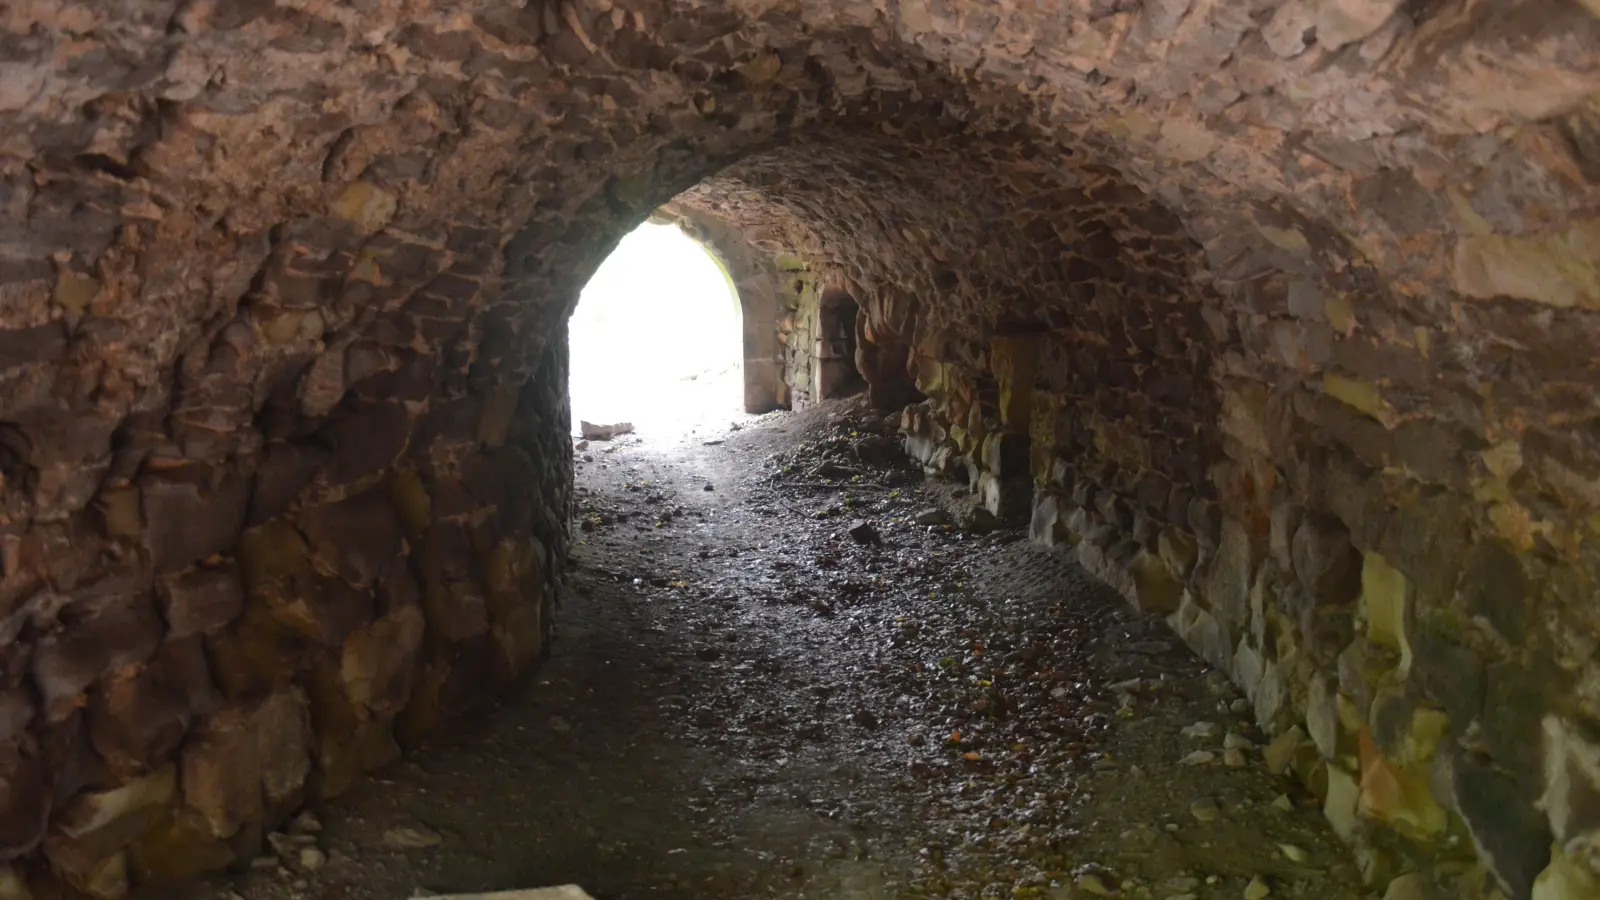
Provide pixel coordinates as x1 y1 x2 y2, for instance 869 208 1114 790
568 222 744 440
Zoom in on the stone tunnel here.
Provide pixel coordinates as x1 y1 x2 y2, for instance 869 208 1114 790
1 0 1599 897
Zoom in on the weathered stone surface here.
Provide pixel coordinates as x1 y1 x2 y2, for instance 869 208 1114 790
1452 752 1554 900
142 469 251 575
0 747 49 859
301 491 404 586
156 566 244 640
87 638 220 777
0 0 1594 893
1292 515 1361 605
340 605 424 717
33 590 164 723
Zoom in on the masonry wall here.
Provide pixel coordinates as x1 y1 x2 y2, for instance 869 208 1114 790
1 0 1597 897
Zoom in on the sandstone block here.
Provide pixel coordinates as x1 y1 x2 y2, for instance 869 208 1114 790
1357 729 1446 840
53 765 176 860
0 747 49 859
1315 0 1402 51
1292 514 1361 605
33 592 164 724
1539 715 1600 872
1325 763 1361 843
1360 553 1411 672
341 604 425 716
126 809 236 884
141 469 250 574
301 490 404 586
1451 751 1553 899
1532 844 1600 900
157 565 244 639
180 707 261 839
87 637 221 777
248 442 329 526
1460 538 1530 645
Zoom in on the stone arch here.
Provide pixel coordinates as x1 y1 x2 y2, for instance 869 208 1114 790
1 1 1598 896
655 202 783 414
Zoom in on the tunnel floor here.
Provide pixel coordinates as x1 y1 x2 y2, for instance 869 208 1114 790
161 399 1369 900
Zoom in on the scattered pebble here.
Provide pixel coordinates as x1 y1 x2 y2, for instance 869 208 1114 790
1181 721 1219 739
1179 750 1216 766
1244 875 1272 899
382 825 443 850
1224 748 1247 767
1280 843 1308 863
1190 798 1221 822
1077 872 1113 895
299 847 327 871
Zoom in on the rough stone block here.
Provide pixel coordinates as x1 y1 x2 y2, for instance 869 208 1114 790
87 637 221 777
1204 519 1257 629
248 442 329 527
141 469 251 574
301 490 404 586
0 745 49 859
1325 762 1361 843
181 689 311 839
1460 538 1530 645
341 604 425 716
1532 844 1599 900
323 402 414 485
1292 514 1361 605
1357 729 1446 840
1408 618 1485 732
1539 716 1600 871
54 765 176 860
1360 553 1411 671
1157 527 1198 577
34 591 164 724
274 574 374 649
157 565 245 639
1452 751 1553 900
127 809 236 884
180 707 262 839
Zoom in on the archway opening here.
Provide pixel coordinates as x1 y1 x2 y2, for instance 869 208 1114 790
567 221 744 440
813 288 865 401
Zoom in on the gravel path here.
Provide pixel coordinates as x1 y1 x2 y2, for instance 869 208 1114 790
159 398 1369 900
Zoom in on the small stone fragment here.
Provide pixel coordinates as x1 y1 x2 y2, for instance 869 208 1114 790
1244 876 1272 899
382 825 443 849
847 520 882 545
1190 797 1221 822
1076 872 1113 895
1181 721 1219 739
914 508 951 526
1271 794 1294 812
1280 844 1308 863
1180 750 1216 766
1224 748 1247 767
298 847 326 870
1224 732 1254 750
1263 726 1305 774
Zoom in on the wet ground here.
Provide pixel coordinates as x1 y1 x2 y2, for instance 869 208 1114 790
166 398 1371 900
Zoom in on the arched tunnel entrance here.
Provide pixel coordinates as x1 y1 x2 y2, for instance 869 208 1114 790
567 220 745 439
1 2 1599 899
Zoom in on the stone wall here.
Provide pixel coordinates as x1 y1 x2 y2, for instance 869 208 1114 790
2 0 1598 897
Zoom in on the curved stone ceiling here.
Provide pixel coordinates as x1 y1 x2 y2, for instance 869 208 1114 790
0 0 1597 897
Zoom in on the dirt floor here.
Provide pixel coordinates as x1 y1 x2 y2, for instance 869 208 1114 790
161 397 1373 900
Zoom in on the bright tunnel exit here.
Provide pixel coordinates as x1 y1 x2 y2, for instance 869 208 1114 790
568 221 744 440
